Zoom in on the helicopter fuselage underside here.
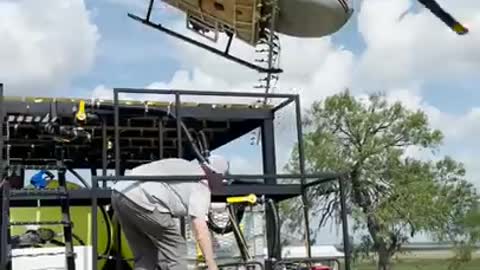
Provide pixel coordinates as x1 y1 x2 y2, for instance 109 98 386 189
275 0 353 38
161 0 353 46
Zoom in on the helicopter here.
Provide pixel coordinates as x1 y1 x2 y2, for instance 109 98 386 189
128 0 469 73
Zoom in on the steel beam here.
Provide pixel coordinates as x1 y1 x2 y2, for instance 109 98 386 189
0 83 4 176
175 93 187 238
303 173 344 189
0 181 10 270
175 93 183 158
178 106 272 120
114 89 120 177
92 173 337 181
113 89 126 270
9 184 304 207
158 118 164 159
113 88 295 99
102 117 108 187
339 176 351 270
2 100 279 120
295 95 312 258
91 174 98 270
261 120 277 186
261 118 281 269
272 96 294 113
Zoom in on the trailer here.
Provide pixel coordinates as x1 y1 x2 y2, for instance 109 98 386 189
0 84 351 270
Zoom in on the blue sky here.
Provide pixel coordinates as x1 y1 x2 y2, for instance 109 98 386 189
2 0 479 246
72 0 180 91
73 0 480 115
73 0 479 174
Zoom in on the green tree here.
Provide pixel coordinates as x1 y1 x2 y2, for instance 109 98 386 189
282 90 478 270
443 200 480 269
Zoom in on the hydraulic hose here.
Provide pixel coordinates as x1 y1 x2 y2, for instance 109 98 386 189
67 156 112 259
192 131 205 157
199 130 210 158
179 120 208 164
266 198 280 258
228 205 251 261
67 167 91 189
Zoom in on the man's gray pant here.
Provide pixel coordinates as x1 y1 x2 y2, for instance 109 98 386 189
111 191 187 270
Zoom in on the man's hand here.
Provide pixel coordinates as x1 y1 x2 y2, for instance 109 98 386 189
191 216 218 270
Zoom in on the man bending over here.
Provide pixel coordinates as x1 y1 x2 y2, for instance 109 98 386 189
111 155 229 270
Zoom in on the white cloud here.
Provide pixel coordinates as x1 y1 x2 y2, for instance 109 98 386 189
385 87 480 144
90 68 266 106
88 1 480 188
385 88 480 188
461 152 480 190
91 84 113 99
443 108 480 141
355 0 480 90
0 0 99 96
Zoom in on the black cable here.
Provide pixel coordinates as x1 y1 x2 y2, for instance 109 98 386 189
179 120 207 164
48 233 85 246
67 167 91 189
199 131 210 157
228 205 251 261
98 203 112 258
190 130 205 160
160 107 250 232
160 106 208 164
72 233 86 246
267 198 280 258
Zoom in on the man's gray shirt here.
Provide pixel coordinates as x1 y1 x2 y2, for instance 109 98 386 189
112 158 211 219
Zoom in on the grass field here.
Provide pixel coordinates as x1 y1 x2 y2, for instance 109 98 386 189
352 258 480 270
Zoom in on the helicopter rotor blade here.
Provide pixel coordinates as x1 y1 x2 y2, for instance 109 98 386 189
417 0 469 35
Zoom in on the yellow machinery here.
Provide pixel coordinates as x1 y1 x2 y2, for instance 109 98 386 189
9 180 113 270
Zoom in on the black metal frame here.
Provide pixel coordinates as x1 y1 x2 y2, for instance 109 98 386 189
127 0 283 74
0 84 3 175
1 86 351 270
0 83 8 270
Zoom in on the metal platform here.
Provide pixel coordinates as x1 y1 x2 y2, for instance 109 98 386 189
1 85 352 270
2 90 287 169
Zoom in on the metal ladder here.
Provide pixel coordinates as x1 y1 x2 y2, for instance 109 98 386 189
250 0 281 145
1 164 76 270
0 83 76 269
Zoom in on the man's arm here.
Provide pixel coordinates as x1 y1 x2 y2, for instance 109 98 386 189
191 216 218 270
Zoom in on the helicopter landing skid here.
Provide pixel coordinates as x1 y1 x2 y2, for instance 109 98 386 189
127 12 283 74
